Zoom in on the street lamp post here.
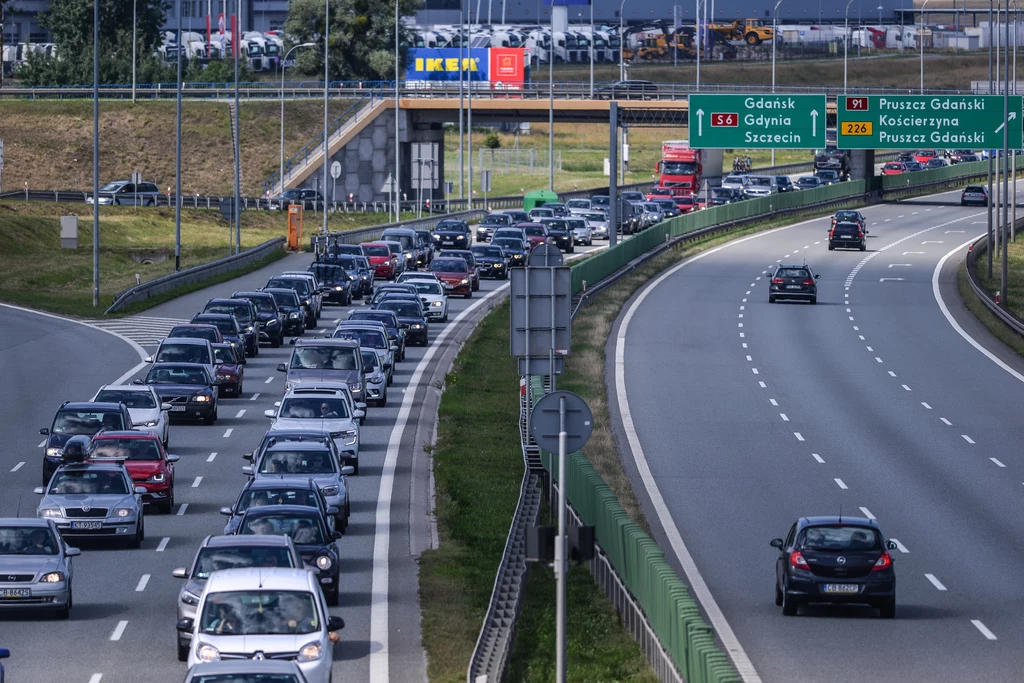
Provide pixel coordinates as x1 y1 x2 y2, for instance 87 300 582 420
619 0 626 81
175 0 182 271
772 0 784 166
844 0 856 93
132 0 137 104
920 0 932 93
394 0 401 222
695 0 702 90
92 0 100 307
279 43 315 196
988 0 994 279
322 0 330 237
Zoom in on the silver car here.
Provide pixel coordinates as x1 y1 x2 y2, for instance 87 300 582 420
183 660 309 682
582 211 609 239
244 441 353 527
720 173 750 191
0 518 79 619
278 339 364 398
181 568 344 683
641 203 664 226
567 217 592 245
330 324 396 385
265 382 364 472
565 198 591 215
172 534 304 660
360 349 389 407
405 278 449 322
85 180 160 206
35 460 146 548
92 384 171 447
743 175 777 198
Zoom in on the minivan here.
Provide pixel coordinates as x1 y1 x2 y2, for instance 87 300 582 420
278 338 365 399
380 228 422 270
86 180 161 206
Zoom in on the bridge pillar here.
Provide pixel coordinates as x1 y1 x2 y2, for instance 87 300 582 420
849 149 877 185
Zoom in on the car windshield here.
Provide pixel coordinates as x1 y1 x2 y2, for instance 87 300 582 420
266 279 309 296
156 344 209 364
472 247 505 259
49 469 128 495
885 163 903 170
797 177 818 184
836 211 859 220
334 256 358 270
238 488 319 514
662 161 698 175
591 196 609 208
363 245 390 257
410 281 444 294
244 296 277 313
309 265 342 280
436 222 467 232
530 209 553 218
258 447 336 474
53 410 122 434
566 200 589 209
378 301 421 317
214 347 236 364
362 349 380 367
777 268 811 279
543 220 568 231
239 515 325 545
198 319 236 334
192 546 296 579
267 290 299 307
966 186 984 192
582 212 606 221
385 243 403 255
799 526 881 551
431 260 467 273
348 311 395 326
91 438 161 461
94 390 156 409
747 177 771 187
711 188 733 197
199 590 320 635
289 347 357 370
493 239 524 250
147 366 209 385
99 181 127 192
0 526 59 555
481 215 507 225
334 328 387 348
523 226 545 237
205 304 249 323
169 327 218 342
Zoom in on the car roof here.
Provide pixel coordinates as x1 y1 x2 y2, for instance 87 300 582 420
91 430 158 440
360 241 389 246
204 567 316 593
187 661 305 676
60 401 125 411
159 337 209 346
206 297 248 304
152 362 209 369
204 533 297 548
265 440 332 453
241 504 325 518
0 517 51 528
232 291 272 298
289 381 353 392
800 516 878 528
56 460 128 474
193 313 234 320
96 384 153 393
293 338 358 349
172 323 217 329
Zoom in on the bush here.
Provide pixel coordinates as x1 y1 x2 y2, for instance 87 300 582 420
483 131 501 149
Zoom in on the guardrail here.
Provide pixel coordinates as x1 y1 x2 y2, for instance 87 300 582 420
104 237 285 314
966 234 1024 336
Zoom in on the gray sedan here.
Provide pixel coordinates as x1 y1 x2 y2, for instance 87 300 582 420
0 519 79 619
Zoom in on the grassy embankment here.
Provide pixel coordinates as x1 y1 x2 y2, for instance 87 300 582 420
959 238 1024 356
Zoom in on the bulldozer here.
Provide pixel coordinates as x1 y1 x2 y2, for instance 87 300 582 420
708 19 774 45
623 32 697 61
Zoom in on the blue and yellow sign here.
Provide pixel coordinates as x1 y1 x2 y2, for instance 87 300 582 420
406 48 489 81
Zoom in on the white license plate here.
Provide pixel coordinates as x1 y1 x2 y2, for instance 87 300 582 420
823 584 859 594
786 285 802 290
442 240 455 245
0 588 30 598
170 405 187 412
71 521 103 530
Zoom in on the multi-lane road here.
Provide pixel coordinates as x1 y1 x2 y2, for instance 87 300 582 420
0 239 602 682
615 188 1024 682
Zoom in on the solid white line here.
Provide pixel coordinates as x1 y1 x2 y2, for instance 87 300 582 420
235 409 246 418
922 402 933 409
962 435 976 444
207 452 218 462
859 506 875 520
758 381 766 388
972 620 998 640
811 453 825 463
369 281 511 682
110 620 128 641
794 432 805 442
223 428 233 438
890 538 909 553
135 574 150 592
177 503 188 516
265 376 274 384
10 462 24 472
940 418 952 426
834 478 848 490
769 399 778 406
780 413 789 422
156 537 170 552
192 476 203 488
250 392 260 401
991 458 1006 468
902 385 912 392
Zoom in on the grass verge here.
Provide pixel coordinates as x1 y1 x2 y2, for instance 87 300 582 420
419 297 656 682
958 261 1024 357
974 237 1024 322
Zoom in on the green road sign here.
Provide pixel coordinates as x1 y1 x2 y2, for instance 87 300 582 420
836 95 1023 149
688 94 827 149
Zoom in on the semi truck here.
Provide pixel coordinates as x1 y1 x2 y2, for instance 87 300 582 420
658 140 703 193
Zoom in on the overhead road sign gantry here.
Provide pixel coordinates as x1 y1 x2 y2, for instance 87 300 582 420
836 95 1023 149
688 94 826 149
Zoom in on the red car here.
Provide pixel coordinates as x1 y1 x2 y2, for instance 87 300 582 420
673 195 700 213
212 342 245 397
516 222 549 250
430 257 473 298
913 149 939 165
881 162 906 176
361 241 398 279
88 431 179 514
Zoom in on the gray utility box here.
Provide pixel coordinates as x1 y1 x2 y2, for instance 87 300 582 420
60 216 79 249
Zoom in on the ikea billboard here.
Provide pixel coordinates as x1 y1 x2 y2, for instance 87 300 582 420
406 48 526 87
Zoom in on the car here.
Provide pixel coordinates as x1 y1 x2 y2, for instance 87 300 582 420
307 262 353 306
913 148 939 164
148 338 217 379
795 176 824 190
211 343 245 397
896 150 915 163
179 567 345 678
35 444 146 548
269 188 323 210
346 309 407 360
373 298 429 346
352 254 377 295
518 222 549 250
0 518 79 619
814 169 841 185
281 272 326 319
775 176 795 193
359 348 389 407
245 440 353 527
361 241 400 280
831 210 867 231
39 401 134 485
539 218 574 252
542 202 570 217
954 153 981 163
138 362 219 425
202 298 259 356
265 276 319 327
946 149 976 162
172 535 305 661
168 323 224 349
720 173 750 191
589 195 610 211
492 227 528 244
652 199 681 219
182 661 310 682
565 198 591 215
278 338 365 400
596 79 658 100
381 227 423 271
245 428 349 471
332 323 397 384
430 257 472 298
476 213 512 242
85 180 160 206
672 196 699 214
402 277 450 320
368 282 419 308
646 186 689 201
709 186 745 206
381 240 408 277
440 249 481 290
190 315 245 358
814 147 850 180
743 175 777 198
87 430 179 514
528 207 554 221
232 509 343 606
502 209 530 224
768 264 820 304
640 202 665 225
414 228 435 265
961 184 989 206
432 219 472 250
397 271 440 285
470 244 509 279
566 216 594 245
220 476 336 534
91 384 170 447
491 237 528 267
263 288 307 337
231 291 286 347
880 162 906 176
828 221 866 251
903 161 925 172
771 516 897 618
581 211 610 238
925 157 949 169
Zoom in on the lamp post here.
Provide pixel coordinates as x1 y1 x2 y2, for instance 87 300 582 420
920 0 932 93
394 0 401 222
92 0 99 307
619 0 626 81
988 0 994 279
132 0 137 104
321 0 330 237
771 0 784 166
175 0 182 271
844 0 856 93
696 0 702 90
279 43 315 196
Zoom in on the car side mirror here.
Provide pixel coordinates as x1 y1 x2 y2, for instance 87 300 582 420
219 506 233 516
144 357 153 363
172 567 188 579
886 540 898 550
332 530 343 540
363 367 372 374
277 363 288 372
132 378 145 385
327 506 340 516
176 617 194 633
390 345 399 352
242 452 254 461
39 428 49 435
161 403 172 411
274 401 282 408
65 547 81 557
769 538 784 549
815 274 821 279
327 615 345 631
34 486 46 495
242 466 253 476
354 409 365 420
341 465 355 476
288 338 298 345
134 486 147 495
166 454 180 463
215 359 224 365
264 409 276 418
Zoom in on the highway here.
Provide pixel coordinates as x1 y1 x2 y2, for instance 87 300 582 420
0 238 603 682
614 189 1024 682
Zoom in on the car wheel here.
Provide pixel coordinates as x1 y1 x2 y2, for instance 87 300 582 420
177 637 190 662
378 391 387 407
272 335 283 348
775 582 783 606
236 381 243 398
828 244 834 251
465 291 472 299
769 295 776 304
859 243 866 251
781 584 798 616
55 585 71 620
810 296 817 305
879 598 896 619
326 586 340 607
960 201 966 206
129 520 143 549
443 312 449 322
204 410 216 426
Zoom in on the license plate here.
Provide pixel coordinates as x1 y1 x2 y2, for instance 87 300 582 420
786 285 802 290
170 405 186 412
0 588 30 598
441 240 454 245
823 584 859 594
71 521 103 530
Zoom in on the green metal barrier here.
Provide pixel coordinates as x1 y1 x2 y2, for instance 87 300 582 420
880 156 1024 192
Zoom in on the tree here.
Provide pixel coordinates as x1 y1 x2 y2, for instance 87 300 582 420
285 0 422 82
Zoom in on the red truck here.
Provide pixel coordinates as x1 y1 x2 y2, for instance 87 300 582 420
657 140 703 192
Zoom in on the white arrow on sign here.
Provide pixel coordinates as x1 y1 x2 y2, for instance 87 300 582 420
879 278 905 282
888 263 912 267
810 109 818 138
696 109 704 137
995 111 1017 134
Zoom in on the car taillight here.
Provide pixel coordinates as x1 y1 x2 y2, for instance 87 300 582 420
790 551 809 569
772 277 784 284
828 229 834 238
872 551 892 572
857 232 864 239
803 279 815 285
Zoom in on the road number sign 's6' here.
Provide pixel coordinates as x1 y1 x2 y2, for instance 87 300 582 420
712 113 739 127
688 94 827 149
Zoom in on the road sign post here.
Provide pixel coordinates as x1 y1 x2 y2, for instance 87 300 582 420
836 95 1024 149
688 94 827 149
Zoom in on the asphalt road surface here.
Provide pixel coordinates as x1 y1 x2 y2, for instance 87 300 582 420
0 238 605 683
614 188 1024 683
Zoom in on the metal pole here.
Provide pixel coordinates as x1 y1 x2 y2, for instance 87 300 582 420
280 43 314 197
844 0 854 93
323 0 330 236
175 0 183 272
695 0 701 90
589 0 594 98
549 25 554 192
395 0 401 222
468 9 473 209
989 0 995 279
92 0 100 308
920 0 931 93
772 0 783 167
459 6 465 202
555 395 567 683
1003 2 1010 305
132 0 137 104
619 0 625 81
609 102 618 247
233 0 241 255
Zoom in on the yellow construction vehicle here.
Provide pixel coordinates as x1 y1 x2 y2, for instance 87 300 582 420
708 19 774 45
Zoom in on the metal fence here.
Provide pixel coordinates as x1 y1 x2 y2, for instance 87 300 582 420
474 148 563 175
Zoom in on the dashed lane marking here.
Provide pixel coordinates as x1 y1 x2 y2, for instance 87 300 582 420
156 537 170 552
811 453 825 463
972 620 998 640
135 574 150 592
962 435 976 444
110 621 128 641
925 574 947 591
834 478 848 490
10 462 24 472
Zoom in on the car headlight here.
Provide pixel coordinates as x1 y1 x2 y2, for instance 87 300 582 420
115 508 133 518
40 508 62 519
460 278 469 285
146 472 166 483
193 395 212 403
180 589 200 606
335 286 343 291
228 340 238 346
431 301 442 307
302 299 311 306
331 429 357 440
348 384 361 394
404 251 411 258
245 326 254 333
315 554 333 570
411 323 424 329
297 641 324 663
40 571 65 583
369 374 384 385
136 420 159 428
285 381 297 392
46 448 63 458
320 484 340 496
289 312 300 319
197 643 221 663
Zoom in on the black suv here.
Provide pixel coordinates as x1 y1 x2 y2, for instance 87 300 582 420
262 288 306 337
540 218 574 253
596 80 658 100
232 291 285 347
768 264 820 304
828 221 866 251
432 219 472 250
40 401 133 485
202 298 259 356
308 263 353 306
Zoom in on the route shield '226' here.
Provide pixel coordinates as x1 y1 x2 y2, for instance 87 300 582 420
688 94 827 149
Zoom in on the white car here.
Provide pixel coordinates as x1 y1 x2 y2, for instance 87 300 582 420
566 217 592 245
565 198 591 215
404 278 449 322
265 383 364 473
181 567 344 683
397 271 440 285
92 384 171 447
